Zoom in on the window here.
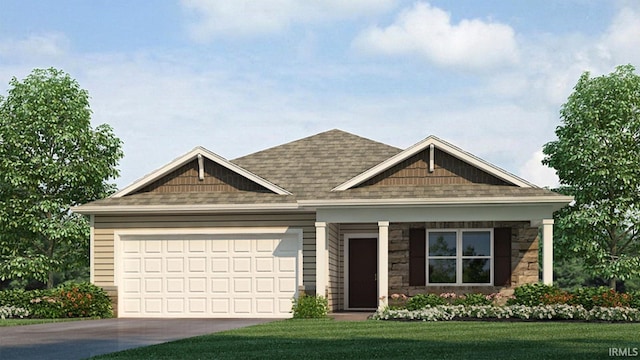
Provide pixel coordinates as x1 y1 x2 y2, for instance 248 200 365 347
427 229 492 285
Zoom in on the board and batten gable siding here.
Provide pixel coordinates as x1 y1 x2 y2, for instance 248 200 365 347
134 158 272 194
357 148 512 187
92 213 317 289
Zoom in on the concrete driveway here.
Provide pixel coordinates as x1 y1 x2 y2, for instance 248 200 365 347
0 318 274 360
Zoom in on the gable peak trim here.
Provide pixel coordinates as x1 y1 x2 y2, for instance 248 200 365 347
112 146 291 198
332 135 536 191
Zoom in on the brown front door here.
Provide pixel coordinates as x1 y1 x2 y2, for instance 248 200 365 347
348 238 378 308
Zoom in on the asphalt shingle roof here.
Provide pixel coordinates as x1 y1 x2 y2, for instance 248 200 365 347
232 129 402 195
78 129 568 209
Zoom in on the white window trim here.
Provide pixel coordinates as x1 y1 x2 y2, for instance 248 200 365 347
426 228 494 286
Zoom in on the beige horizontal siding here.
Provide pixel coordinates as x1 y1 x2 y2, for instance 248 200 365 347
92 212 317 289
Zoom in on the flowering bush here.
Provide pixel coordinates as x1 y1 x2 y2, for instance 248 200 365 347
509 285 635 309
406 293 446 310
372 304 640 322
0 282 112 319
0 305 30 319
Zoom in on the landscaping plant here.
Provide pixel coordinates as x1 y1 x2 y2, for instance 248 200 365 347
291 294 328 318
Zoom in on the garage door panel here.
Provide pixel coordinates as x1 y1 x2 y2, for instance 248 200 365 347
119 233 300 318
211 278 229 293
188 257 207 272
278 257 296 272
123 258 141 273
211 258 229 272
256 277 274 293
233 298 252 313
123 278 141 293
211 298 230 313
144 258 162 273
233 258 251 272
255 257 274 272
256 298 274 313
145 278 162 293
144 298 162 313
211 240 229 253
167 298 184 313
145 241 162 253
166 258 184 272
167 240 184 253
166 278 184 292
189 240 206 253
189 298 207 313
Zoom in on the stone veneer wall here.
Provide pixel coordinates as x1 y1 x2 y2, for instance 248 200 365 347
388 221 539 297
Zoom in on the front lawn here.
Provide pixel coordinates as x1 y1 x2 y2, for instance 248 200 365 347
93 319 640 359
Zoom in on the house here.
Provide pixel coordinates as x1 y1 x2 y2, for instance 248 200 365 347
73 129 572 318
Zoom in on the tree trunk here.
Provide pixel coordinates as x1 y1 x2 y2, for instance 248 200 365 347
609 278 616 291
48 271 54 289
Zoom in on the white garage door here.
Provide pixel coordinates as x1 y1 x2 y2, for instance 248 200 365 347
116 230 302 318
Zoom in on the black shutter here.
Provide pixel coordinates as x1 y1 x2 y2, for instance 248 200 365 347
494 227 512 286
409 228 426 286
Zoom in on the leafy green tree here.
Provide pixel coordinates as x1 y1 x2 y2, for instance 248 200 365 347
543 64 640 290
0 68 123 288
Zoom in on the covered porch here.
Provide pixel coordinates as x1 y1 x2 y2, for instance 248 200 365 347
311 201 558 311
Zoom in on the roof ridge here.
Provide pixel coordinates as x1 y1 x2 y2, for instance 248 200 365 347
232 128 401 162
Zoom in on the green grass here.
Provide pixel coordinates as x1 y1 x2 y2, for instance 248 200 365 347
92 319 640 360
0 317 92 327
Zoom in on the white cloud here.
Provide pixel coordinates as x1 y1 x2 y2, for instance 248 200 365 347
0 33 70 60
598 5 640 66
181 0 397 40
519 150 559 188
352 2 519 70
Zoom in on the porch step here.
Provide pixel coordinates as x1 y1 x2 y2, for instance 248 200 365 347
329 312 373 321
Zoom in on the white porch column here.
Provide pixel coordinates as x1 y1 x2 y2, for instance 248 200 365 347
378 221 389 308
315 222 328 297
542 219 554 285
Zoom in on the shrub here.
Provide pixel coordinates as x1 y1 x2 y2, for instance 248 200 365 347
0 305 30 319
540 289 574 305
591 288 631 308
451 293 493 306
628 290 640 309
54 282 113 318
406 293 446 310
568 286 631 309
0 282 112 319
291 294 328 318
373 304 640 322
388 293 409 309
507 284 563 306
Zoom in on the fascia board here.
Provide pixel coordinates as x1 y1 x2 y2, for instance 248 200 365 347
332 136 536 191
72 202 301 215
298 195 574 207
112 146 291 198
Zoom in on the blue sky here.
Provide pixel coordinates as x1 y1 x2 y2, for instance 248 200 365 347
1 1 639 189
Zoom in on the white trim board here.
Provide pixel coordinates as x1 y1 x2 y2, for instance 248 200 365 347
343 233 379 311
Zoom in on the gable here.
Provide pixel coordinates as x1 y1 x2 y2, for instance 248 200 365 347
334 135 534 191
111 146 291 198
133 158 273 194
356 147 511 187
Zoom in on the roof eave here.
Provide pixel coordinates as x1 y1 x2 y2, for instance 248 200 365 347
72 202 303 215
298 195 574 207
